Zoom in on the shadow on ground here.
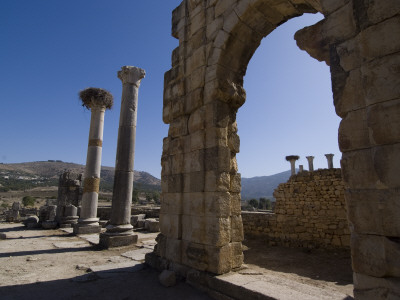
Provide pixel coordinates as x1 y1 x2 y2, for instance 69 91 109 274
1 265 212 300
242 238 353 286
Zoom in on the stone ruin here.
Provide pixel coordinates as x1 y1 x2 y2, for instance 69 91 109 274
56 171 82 228
3 1 398 298
4 201 38 223
243 168 349 249
145 1 400 298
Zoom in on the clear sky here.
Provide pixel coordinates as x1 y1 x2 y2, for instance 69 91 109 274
0 1 340 178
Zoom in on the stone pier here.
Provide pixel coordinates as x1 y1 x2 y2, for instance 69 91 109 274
100 66 145 248
74 88 113 235
325 154 334 169
306 156 314 172
286 155 300 175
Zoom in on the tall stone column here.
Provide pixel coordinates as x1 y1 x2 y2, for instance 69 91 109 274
286 155 300 175
325 153 334 169
74 88 113 234
100 66 145 248
306 156 314 172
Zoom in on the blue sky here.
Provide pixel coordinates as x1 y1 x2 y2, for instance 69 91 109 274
0 1 340 178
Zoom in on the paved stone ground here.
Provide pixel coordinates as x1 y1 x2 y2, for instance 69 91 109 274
0 223 354 300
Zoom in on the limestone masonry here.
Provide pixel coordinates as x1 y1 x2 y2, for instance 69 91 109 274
243 168 350 249
146 1 400 298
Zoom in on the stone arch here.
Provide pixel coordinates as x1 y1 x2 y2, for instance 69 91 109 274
150 1 400 297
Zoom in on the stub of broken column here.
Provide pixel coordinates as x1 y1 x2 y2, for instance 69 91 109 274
299 165 304 173
306 156 314 172
325 153 334 169
74 88 113 235
100 66 145 248
285 155 300 175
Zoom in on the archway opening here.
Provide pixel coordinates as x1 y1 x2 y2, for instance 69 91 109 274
229 11 352 296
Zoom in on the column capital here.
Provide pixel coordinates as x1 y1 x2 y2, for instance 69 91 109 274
118 66 146 86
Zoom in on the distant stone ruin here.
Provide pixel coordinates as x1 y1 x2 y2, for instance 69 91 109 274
243 168 349 249
56 171 82 227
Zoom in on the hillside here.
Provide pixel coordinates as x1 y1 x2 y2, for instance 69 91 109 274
0 161 160 192
241 170 292 200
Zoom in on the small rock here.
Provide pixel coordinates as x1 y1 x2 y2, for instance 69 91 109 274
23 215 39 228
26 256 38 261
76 264 89 271
159 270 176 287
0 233 6 239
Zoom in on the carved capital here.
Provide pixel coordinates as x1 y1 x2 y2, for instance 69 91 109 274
118 66 146 86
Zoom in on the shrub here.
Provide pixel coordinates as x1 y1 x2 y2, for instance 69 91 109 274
22 196 36 207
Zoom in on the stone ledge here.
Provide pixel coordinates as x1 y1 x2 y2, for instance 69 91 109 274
73 225 101 235
99 233 138 248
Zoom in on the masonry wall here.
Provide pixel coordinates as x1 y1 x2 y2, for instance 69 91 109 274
242 169 350 249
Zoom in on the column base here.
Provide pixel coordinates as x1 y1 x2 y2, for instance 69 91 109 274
73 224 101 234
99 232 138 248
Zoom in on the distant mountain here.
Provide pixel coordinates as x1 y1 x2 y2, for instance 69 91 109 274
0 161 160 191
241 170 293 200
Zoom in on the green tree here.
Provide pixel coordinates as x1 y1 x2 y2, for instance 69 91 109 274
132 188 139 203
152 191 160 204
259 197 272 210
22 196 36 207
248 198 258 208
145 192 152 202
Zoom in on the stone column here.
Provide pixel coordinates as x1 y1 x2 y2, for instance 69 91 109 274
286 155 300 175
74 88 113 234
306 156 314 172
325 153 334 169
299 165 304 173
100 66 145 248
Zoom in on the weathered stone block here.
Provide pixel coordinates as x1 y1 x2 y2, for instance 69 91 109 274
320 0 349 15
171 153 184 174
159 270 177 287
359 16 400 62
351 233 400 277
181 240 208 271
168 116 188 138
363 52 400 106
231 215 244 242
230 193 241 215
334 68 365 117
229 173 241 193
159 213 182 239
99 233 138 248
367 0 400 25
368 99 400 146
341 149 381 189
145 218 160 232
346 189 400 236
205 216 231 246
372 144 400 188
353 272 400 299
338 108 369 152
183 192 205 216
204 192 230 218
190 130 205 151
322 2 357 43
188 107 205 133
182 215 206 244
205 127 227 148
205 243 231 274
165 238 182 263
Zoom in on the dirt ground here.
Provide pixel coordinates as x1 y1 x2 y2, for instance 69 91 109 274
0 223 353 300
242 238 353 297
0 223 211 300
